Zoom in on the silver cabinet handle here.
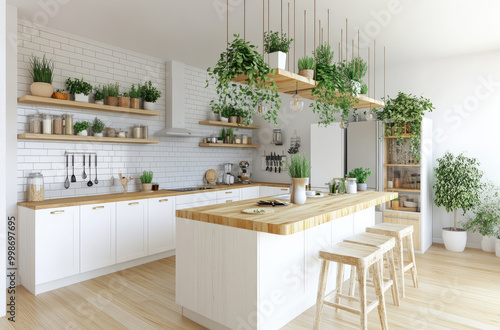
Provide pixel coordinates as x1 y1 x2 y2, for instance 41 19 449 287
50 210 64 214
159 199 169 203
128 202 139 206
92 206 104 210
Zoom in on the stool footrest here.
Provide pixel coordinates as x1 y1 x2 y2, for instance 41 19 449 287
403 262 414 273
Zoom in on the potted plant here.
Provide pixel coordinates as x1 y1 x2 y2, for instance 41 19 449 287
52 89 68 100
129 84 141 109
236 108 248 124
360 83 368 96
140 170 154 191
105 82 120 106
287 154 311 205
74 121 90 136
297 56 315 80
29 55 54 98
65 77 93 103
434 152 484 252
228 106 238 124
220 105 231 122
226 128 235 144
118 92 130 108
345 57 368 96
91 117 105 137
264 30 293 70
462 182 500 252
140 81 162 110
348 167 372 191
93 85 105 105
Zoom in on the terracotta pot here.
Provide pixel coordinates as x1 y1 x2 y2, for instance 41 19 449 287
106 96 119 107
30 82 54 98
229 116 238 123
298 69 314 80
142 183 152 192
118 96 130 108
130 98 140 109
52 92 68 100
237 116 244 124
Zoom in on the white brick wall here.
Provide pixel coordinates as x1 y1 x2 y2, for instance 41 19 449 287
17 19 255 202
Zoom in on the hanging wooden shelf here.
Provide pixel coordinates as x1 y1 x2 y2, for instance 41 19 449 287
384 134 414 139
199 143 259 148
18 95 161 116
18 133 159 144
198 120 260 129
384 164 421 167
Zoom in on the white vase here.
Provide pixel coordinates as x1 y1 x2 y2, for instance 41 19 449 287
143 101 155 110
496 238 500 257
74 93 89 102
94 100 104 105
442 228 467 252
291 178 307 205
77 130 88 136
481 236 497 252
219 114 229 122
268 51 287 70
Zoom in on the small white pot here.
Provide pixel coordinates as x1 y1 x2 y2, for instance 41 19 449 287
94 100 104 105
357 183 367 191
77 130 88 136
268 51 287 70
219 114 229 123
74 93 89 102
442 228 467 252
481 236 497 252
496 238 500 257
143 101 155 110
93 132 103 137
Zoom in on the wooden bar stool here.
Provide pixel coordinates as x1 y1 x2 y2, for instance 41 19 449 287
366 223 418 298
314 242 388 330
344 232 400 307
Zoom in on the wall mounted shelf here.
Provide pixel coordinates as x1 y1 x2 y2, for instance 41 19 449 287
18 95 161 116
198 143 259 148
18 133 159 144
384 188 420 193
198 120 260 129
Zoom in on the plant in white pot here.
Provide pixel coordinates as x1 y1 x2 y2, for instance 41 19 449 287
66 77 93 102
434 152 484 252
287 154 311 205
348 167 372 191
29 55 54 97
93 85 105 105
74 121 89 136
91 117 105 137
140 170 154 191
140 80 162 110
462 182 500 252
264 30 293 70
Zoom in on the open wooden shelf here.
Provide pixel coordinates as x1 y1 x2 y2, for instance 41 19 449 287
18 133 159 144
384 134 414 139
18 95 161 116
231 68 385 109
386 207 419 213
384 188 420 193
384 164 421 167
198 120 260 129
199 143 260 148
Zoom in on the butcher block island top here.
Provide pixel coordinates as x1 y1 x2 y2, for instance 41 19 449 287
176 191 397 235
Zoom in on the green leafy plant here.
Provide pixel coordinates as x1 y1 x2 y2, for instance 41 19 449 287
360 83 368 94
345 57 368 83
207 34 281 125
434 152 484 231
91 117 105 133
227 128 234 143
264 31 293 53
129 84 141 99
74 121 90 134
29 55 54 83
313 43 334 66
105 82 120 97
141 80 162 103
120 92 129 98
348 167 372 184
221 128 227 141
298 56 315 70
462 182 500 237
287 154 311 178
65 78 93 96
93 85 105 101
140 170 154 184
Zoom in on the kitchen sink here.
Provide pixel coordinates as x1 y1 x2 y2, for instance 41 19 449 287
162 187 215 192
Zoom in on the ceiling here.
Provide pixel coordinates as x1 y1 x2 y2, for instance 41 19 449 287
8 0 500 69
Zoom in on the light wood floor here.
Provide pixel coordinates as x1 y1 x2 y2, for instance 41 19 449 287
2 244 500 329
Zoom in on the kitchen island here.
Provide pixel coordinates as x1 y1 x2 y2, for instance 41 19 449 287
176 191 397 330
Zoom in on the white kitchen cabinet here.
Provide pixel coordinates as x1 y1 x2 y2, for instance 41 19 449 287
80 203 116 273
216 188 240 200
259 186 276 197
274 186 290 195
148 197 176 255
217 196 241 204
36 206 80 284
241 186 259 200
116 199 147 263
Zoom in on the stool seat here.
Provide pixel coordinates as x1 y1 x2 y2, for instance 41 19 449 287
366 222 413 237
344 232 396 253
319 242 383 266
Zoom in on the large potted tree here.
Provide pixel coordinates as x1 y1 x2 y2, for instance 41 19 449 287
434 152 484 252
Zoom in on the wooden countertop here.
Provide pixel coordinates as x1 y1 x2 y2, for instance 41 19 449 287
176 191 397 235
18 182 290 210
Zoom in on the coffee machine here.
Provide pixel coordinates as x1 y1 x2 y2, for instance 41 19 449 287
238 161 251 184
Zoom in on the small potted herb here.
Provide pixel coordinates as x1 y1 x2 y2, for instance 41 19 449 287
74 121 90 136
264 30 293 70
129 84 141 109
105 82 120 106
66 78 93 103
226 128 234 144
220 105 231 122
91 117 105 137
118 92 130 108
347 167 372 191
287 154 311 205
236 108 248 124
140 81 162 110
29 55 54 98
52 89 68 100
297 56 315 80
228 106 238 124
140 170 154 191
360 83 368 96
93 85 105 105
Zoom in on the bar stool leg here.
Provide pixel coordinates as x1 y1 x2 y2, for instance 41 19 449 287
396 237 405 298
407 234 419 288
373 259 389 330
335 263 345 311
357 265 368 330
314 259 330 330
387 249 400 307
348 266 357 296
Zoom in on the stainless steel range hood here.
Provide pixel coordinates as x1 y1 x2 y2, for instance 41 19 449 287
155 60 193 137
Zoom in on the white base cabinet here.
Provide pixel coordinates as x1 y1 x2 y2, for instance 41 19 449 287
116 199 148 263
148 197 175 255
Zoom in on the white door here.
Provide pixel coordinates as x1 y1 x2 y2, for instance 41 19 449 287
116 199 147 263
80 203 116 273
148 197 175 255
310 124 344 187
36 206 79 284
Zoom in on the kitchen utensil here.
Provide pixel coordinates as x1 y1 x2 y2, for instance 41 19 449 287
274 153 278 173
205 169 217 184
87 154 93 187
94 155 98 185
242 208 275 214
82 155 87 179
257 199 291 207
278 154 282 173
71 155 76 182
64 155 70 189
265 154 269 171
238 161 251 184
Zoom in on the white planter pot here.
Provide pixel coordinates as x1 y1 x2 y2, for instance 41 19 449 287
481 236 497 252
290 178 307 205
93 132 103 137
357 183 367 191
77 130 88 136
219 114 229 123
143 101 155 110
74 93 89 102
442 228 467 252
94 100 104 105
268 51 287 70
496 238 500 257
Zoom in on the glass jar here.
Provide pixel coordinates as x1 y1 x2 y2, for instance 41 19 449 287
338 178 347 194
64 114 74 135
142 125 149 139
133 125 142 139
242 134 248 144
234 134 242 144
42 114 52 134
346 178 357 194
53 115 63 135
29 114 42 134
328 180 337 194
105 127 116 137
118 130 127 138
27 172 44 202
273 129 282 145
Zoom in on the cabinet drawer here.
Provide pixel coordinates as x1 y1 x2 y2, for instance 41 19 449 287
175 192 217 205
241 187 259 200
275 187 290 194
217 197 241 204
217 189 240 199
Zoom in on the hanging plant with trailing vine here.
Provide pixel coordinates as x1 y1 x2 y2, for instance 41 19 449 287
207 34 281 125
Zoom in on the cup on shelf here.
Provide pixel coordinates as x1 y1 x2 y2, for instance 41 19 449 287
387 180 393 188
